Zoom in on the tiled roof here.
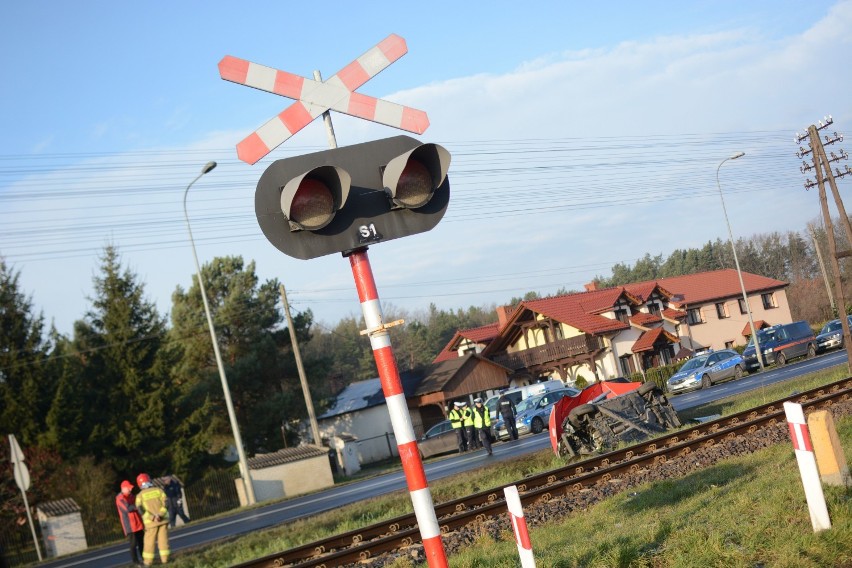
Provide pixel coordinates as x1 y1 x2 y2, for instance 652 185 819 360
651 269 786 305
630 312 662 327
662 307 687 321
37 498 80 517
432 323 500 363
248 445 328 470
632 328 679 352
523 290 631 335
460 323 499 343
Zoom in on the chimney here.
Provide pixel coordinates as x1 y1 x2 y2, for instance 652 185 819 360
584 281 598 292
496 305 514 328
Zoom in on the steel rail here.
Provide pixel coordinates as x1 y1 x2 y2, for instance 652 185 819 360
233 377 852 567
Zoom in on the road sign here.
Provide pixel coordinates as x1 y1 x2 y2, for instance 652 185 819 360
219 34 429 164
9 434 30 491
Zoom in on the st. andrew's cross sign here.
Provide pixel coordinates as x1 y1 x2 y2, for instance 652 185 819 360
218 34 430 164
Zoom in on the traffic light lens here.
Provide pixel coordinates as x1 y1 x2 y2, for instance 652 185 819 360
290 178 335 230
394 159 433 208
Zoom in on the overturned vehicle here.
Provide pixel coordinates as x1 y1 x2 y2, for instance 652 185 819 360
548 380 681 458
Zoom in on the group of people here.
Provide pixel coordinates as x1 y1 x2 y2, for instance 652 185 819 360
115 474 190 566
447 392 520 457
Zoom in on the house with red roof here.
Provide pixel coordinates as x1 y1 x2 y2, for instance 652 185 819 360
431 268 791 386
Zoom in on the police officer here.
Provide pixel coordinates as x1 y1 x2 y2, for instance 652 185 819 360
447 401 467 452
498 392 519 440
461 401 478 450
472 398 493 455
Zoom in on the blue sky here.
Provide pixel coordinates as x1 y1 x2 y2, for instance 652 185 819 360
1 1 850 335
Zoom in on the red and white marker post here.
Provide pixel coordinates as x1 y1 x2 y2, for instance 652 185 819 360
349 249 448 567
783 401 831 532
504 485 536 567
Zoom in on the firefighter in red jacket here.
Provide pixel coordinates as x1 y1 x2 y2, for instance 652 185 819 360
115 479 144 565
135 473 170 566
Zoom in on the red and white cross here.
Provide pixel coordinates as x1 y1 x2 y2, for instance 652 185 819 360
219 34 429 165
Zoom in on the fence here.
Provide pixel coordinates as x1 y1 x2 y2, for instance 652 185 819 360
0 469 241 567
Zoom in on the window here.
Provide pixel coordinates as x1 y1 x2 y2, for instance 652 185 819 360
738 298 748 314
715 302 729 319
648 302 661 315
687 308 703 325
762 293 777 309
614 308 630 324
725 341 734 349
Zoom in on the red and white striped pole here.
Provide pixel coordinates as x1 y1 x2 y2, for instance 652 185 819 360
783 401 831 532
349 248 448 567
503 485 536 567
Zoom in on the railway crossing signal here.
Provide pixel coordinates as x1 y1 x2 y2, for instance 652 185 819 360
255 135 450 260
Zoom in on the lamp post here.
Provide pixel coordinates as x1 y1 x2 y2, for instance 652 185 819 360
716 152 765 371
183 161 257 505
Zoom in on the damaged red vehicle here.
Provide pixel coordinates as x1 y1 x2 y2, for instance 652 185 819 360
548 380 681 458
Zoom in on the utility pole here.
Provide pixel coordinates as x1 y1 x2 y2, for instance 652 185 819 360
279 284 321 446
796 116 852 373
808 224 836 316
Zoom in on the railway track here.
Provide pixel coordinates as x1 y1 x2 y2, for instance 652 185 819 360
234 377 852 568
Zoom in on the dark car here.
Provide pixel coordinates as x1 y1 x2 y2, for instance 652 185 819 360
742 320 816 371
666 349 745 394
417 420 459 459
816 316 852 353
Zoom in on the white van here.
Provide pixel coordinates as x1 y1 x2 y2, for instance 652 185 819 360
484 379 565 420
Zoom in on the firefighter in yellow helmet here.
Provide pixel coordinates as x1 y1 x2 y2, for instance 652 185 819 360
135 473 170 565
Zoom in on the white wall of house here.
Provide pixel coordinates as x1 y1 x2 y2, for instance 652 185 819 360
317 404 398 465
681 290 792 351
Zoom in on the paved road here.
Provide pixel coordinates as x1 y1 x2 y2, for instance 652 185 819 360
38 349 849 568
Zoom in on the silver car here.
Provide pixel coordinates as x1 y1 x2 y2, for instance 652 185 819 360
417 420 459 459
666 349 745 394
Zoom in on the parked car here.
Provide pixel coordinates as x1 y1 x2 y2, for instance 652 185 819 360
417 420 458 459
494 387 579 439
816 316 852 353
742 320 816 372
666 349 745 394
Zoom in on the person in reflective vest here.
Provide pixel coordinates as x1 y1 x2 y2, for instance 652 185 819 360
447 401 468 453
135 473 170 566
473 398 493 455
115 480 144 565
461 401 479 450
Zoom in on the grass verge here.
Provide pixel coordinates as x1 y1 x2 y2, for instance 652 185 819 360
168 368 852 567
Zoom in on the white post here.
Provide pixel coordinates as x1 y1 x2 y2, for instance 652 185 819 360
783 402 831 532
504 485 536 567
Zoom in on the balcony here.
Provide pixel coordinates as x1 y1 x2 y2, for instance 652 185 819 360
490 334 604 371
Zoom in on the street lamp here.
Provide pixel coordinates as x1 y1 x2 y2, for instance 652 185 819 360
182 161 257 505
716 152 765 371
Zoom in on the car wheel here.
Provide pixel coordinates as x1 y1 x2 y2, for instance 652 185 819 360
637 382 658 396
701 374 711 389
531 417 545 434
734 365 743 379
807 344 816 359
776 353 786 366
568 404 597 427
